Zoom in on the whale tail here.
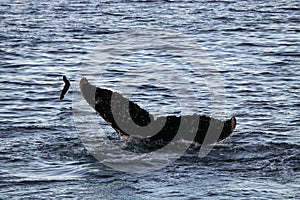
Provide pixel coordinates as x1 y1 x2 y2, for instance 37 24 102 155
79 77 237 144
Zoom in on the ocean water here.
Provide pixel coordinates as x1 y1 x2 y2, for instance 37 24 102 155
0 0 299 199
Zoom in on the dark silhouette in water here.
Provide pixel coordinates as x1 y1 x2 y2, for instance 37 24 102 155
80 77 236 145
60 75 70 100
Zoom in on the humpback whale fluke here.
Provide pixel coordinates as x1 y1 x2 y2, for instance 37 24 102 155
60 75 70 100
79 78 236 144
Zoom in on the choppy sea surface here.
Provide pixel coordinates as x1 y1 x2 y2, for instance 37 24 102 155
0 0 299 199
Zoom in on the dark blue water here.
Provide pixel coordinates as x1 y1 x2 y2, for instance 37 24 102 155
1 0 299 199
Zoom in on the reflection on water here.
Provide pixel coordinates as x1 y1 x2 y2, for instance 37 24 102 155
0 0 299 199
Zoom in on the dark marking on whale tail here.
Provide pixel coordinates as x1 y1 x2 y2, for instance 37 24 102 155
60 75 70 101
79 77 237 145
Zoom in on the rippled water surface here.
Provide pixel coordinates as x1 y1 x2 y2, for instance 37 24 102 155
1 0 299 199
